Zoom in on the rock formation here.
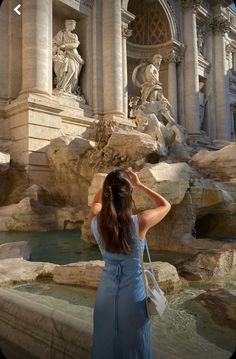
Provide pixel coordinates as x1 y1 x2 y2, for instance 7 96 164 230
193 288 236 330
53 260 182 293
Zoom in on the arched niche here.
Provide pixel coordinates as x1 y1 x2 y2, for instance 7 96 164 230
127 0 177 43
126 0 178 104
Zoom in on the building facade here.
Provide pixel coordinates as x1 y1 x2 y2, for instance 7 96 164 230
0 0 235 185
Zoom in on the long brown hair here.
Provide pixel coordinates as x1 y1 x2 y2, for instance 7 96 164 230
98 169 133 255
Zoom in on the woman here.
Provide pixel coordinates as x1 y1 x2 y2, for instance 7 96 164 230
88 168 171 359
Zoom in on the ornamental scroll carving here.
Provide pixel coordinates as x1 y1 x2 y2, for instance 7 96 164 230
122 25 133 39
163 46 185 63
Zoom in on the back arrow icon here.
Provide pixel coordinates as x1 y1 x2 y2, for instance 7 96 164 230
14 4 21 15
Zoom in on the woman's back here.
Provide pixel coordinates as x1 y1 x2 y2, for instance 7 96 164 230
91 214 152 359
88 168 171 359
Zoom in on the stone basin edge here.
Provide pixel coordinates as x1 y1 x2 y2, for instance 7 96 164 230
0 288 92 359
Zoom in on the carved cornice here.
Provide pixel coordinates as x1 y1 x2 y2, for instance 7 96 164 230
74 0 94 9
122 25 133 39
198 54 211 71
210 16 231 34
121 8 136 25
181 0 203 10
210 0 234 7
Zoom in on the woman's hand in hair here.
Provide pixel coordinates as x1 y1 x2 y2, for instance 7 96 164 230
126 169 142 188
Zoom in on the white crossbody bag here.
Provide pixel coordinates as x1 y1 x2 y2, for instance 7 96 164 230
134 215 168 318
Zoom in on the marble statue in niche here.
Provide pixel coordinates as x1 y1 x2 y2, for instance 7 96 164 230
131 53 188 158
197 26 206 56
199 81 208 130
53 19 85 98
132 54 163 103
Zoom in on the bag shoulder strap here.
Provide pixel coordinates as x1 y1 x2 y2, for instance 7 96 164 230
133 214 161 292
134 214 148 296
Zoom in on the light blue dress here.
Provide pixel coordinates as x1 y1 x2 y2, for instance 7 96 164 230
90 214 153 359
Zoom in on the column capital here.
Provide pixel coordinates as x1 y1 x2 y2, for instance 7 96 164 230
121 24 133 39
181 0 203 11
163 46 185 63
163 49 178 63
209 16 231 35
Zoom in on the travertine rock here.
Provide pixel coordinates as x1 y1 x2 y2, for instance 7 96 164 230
177 249 236 281
0 198 57 231
104 129 157 162
189 178 226 212
189 171 236 239
46 136 95 206
0 197 84 231
0 258 56 287
0 241 31 260
150 261 182 293
88 173 106 207
0 152 10 205
194 288 236 330
0 152 10 173
191 143 236 181
133 162 192 208
53 260 104 288
53 260 181 293
145 192 195 253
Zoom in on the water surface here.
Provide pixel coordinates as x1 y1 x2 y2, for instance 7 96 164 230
9 277 235 359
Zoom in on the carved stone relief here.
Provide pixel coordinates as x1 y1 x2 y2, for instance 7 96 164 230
122 25 133 39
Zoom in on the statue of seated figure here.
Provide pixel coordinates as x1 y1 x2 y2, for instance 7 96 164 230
132 54 163 103
131 54 188 158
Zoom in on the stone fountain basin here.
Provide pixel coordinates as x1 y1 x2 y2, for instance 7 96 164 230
0 240 235 359
0 287 92 359
0 278 235 359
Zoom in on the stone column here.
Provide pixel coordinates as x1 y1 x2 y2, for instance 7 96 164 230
122 25 133 117
211 17 231 140
102 0 123 118
182 0 200 135
176 46 185 126
205 27 216 139
92 0 103 119
166 49 178 120
21 0 52 95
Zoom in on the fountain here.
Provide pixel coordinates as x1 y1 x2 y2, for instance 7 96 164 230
0 19 236 359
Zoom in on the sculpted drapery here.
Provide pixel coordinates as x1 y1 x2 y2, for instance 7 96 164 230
53 19 84 95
